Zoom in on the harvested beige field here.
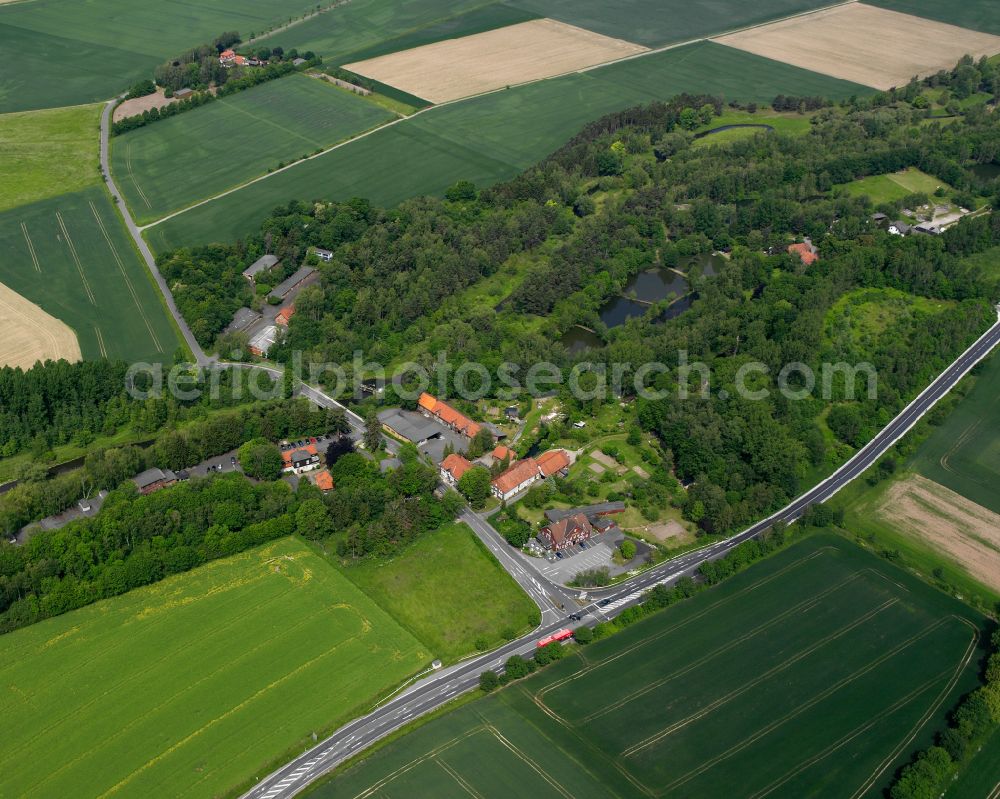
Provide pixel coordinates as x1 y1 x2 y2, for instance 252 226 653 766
876 474 1000 593
344 18 647 104
0 281 81 368
714 4 1000 91
113 88 177 123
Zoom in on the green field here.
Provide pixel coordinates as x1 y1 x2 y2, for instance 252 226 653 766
0 104 102 212
909 350 1000 514
946 726 1000 798
145 42 870 251
0 537 429 799
342 522 540 662
961 244 1000 281
0 186 180 362
509 0 839 46
867 0 1000 34
841 167 953 204
0 0 322 113
315 535 985 799
112 74 394 224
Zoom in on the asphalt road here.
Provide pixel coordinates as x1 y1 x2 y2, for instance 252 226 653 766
242 312 1000 799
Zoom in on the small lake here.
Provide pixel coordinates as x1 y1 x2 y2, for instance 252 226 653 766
562 326 603 354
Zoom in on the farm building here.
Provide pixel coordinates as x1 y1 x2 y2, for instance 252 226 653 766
133 468 177 495
219 49 237 65
440 453 473 485
282 444 320 474
313 248 334 261
275 305 295 326
889 221 912 236
491 458 542 501
292 57 308 67
544 501 625 524
417 392 484 439
248 324 278 357
539 512 594 551
378 408 443 445
536 449 570 478
173 88 193 99
243 254 279 282
273 266 317 299
224 307 261 335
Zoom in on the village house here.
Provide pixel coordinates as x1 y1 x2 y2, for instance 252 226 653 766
539 512 594 551
417 393 485 440
248 325 278 357
536 449 571 478
490 449 571 501
219 49 237 65
242 254 279 282
313 248 335 262
440 453 473 486
787 241 818 266
275 305 295 327
132 468 177 495
313 470 334 492
282 444 320 474
889 221 912 236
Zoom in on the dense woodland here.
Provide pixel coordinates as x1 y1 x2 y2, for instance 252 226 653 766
154 58 1000 537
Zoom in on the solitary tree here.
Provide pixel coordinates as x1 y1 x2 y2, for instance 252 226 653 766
237 438 282 480
457 466 492 509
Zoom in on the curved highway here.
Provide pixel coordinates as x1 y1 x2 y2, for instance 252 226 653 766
243 311 1000 799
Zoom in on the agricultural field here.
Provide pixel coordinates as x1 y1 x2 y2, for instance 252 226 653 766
839 167 953 205
0 0 321 113
507 0 838 47
714 4 1000 90
315 536 985 799
344 19 647 104
0 186 180 362
0 103 102 212
111 73 393 224
0 281 81 369
867 0 1000 36
145 41 870 252
946 726 1000 798
0 537 429 799
341 522 541 662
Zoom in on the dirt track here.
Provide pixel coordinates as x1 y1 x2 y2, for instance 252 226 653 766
344 18 646 104
0 281 81 368
714 4 1000 91
876 474 1000 593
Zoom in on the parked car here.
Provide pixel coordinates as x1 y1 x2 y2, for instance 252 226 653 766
230 456 237 466
568 613 582 621
556 552 563 559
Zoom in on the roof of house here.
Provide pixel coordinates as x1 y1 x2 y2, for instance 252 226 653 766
492 445 515 463
314 248 334 257
292 57 307 66
273 265 317 298
492 458 539 496
536 449 570 477
544 501 626 524
243 253 278 279
545 513 592 546
890 220 912 232
275 305 295 326
174 87 193 97
418 392 438 413
377 408 442 444
224 306 262 334
220 49 236 59
133 468 176 489
441 453 473 481
314 470 334 491
234 55 247 66
417 393 481 438
248 324 278 354
283 444 318 467
787 242 818 265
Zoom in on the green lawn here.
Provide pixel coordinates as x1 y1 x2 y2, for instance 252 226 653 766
313 535 986 799
341 522 540 662
691 110 814 148
0 186 180 362
146 41 870 252
0 537 429 799
867 0 1000 34
112 73 393 224
0 0 323 113
840 167 953 204
0 104 102 212
508 0 839 46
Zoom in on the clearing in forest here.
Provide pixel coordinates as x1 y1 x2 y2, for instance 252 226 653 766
714 4 1000 90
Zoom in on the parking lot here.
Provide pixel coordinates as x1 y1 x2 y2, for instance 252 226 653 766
536 532 618 583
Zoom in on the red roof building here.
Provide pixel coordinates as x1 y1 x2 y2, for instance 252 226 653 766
491 444 515 464
282 443 319 473
314 470 334 492
539 513 594 551
491 458 540 501
536 449 570 478
275 305 295 327
788 242 818 266
417 392 483 439
440 453 473 485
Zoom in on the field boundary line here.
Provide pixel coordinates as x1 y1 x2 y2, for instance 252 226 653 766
482 721 574 799
93 326 107 358
125 142 152 210
19 222 41 273
436 759 484 799
750 670 951 799
536 548 831 699
576 571 865 724
89 201 162 352
55 211 96 305
621 597 901 758
847 617 979 799
660 616 953 793
137 1 861 234
348 727 482 799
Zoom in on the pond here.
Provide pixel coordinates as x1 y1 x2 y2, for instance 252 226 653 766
561 325 603 354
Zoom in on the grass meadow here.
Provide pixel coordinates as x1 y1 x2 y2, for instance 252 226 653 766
341 522 540 662
0 0 319 113
314 535 985 799
0 537 429 799
111 74 393 224
508 0 838 46
841 167 953 205
867 0 1000 35
0 104 102 212
0 186 180 362
145 42 870 251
